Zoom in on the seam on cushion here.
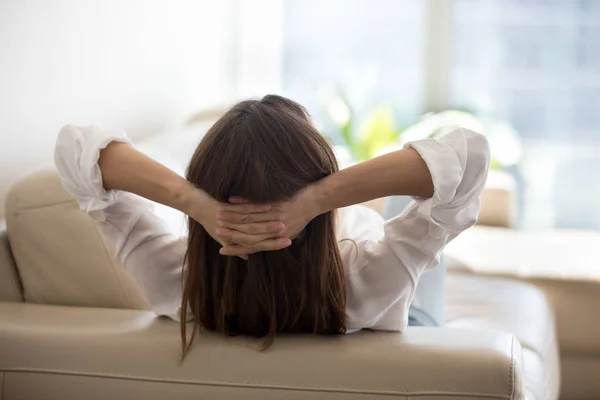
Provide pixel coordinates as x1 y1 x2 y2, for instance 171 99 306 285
1 371 4 400
9 199 76 212
7 213 35 302
0 233 24 302
0 368 510 399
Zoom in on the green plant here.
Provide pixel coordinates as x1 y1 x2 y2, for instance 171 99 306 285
322 91 522 170
323 91 402 162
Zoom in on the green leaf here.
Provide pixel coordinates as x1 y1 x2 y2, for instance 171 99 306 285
490 157 503 171
355 105 400 161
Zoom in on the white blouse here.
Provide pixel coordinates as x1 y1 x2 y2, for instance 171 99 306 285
54 125 490 331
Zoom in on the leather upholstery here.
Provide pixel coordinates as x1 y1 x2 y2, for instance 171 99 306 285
445 274 560 400
0 225 22 302
5 171 149 310
0 273 565 399
0 302 524 400
445 226 600 399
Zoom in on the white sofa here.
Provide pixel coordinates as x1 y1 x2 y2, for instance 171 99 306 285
446 226 600 400
0 171 560 399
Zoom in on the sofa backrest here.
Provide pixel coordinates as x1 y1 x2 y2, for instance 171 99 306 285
0 223 23 302
4 170 149 310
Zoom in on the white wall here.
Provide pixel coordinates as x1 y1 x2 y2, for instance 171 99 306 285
0 0 239 218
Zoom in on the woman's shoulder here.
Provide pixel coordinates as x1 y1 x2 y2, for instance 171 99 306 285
336 204 385 243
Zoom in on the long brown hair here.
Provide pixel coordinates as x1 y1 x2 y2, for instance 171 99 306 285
180 95 346 356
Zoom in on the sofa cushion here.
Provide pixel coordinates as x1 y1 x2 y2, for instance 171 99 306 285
445 226 600 353
5 171 149 310
0 275 557 399
445 226 600 399
0 302 525 400
446 274 560 400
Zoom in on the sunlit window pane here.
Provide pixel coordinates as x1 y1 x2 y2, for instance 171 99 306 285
282 0 425 140
451 0 600 229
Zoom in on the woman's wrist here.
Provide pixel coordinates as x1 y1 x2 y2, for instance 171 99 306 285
170 180 207 220
304 179 335 217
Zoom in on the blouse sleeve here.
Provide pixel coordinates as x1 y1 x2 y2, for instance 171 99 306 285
54 125 187 321
345 128 490 331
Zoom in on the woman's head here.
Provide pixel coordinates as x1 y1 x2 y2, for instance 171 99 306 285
181 95 346 355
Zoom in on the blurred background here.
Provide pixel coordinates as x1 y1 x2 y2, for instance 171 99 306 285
1 0 599 231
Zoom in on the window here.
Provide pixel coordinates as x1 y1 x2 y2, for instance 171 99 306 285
283 0 425 137
280 0 600 230
451 0 600 229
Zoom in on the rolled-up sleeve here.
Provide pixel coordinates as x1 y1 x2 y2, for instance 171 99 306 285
345 128 490 331
54 124 133 220
404 127 490 239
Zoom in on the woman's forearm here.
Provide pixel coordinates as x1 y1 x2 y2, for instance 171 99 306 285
312 147 434 214
98 142 200 215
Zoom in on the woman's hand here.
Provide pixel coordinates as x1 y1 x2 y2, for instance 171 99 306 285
215 186 322 257
186 188 292 258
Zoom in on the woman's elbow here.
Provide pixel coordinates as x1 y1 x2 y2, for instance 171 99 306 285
54 125 81 173
462 128 491 170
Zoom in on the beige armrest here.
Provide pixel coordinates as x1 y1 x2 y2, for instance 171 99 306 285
0 303 524 399
478 186 516 228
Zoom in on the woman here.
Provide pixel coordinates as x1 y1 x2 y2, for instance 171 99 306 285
55 95 489 355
